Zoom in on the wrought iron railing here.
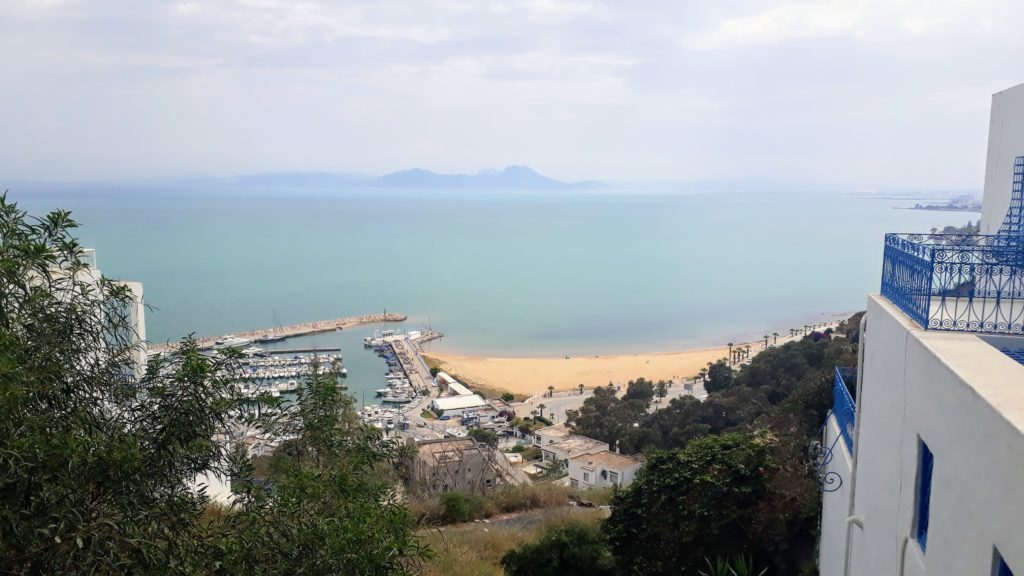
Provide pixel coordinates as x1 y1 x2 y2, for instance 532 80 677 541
879 156 1024 335
832 367 856 453
880 232 1024 333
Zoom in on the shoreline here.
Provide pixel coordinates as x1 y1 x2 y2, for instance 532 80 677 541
423 319 844 396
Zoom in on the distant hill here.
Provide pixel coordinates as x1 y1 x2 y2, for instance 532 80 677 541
375 165 603 190
226 166 604 191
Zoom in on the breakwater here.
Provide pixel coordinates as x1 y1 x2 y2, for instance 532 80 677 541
148 312 408 354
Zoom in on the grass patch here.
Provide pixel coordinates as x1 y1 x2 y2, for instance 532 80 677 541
418 508 606 576
408 483 613 527
420 409 436 420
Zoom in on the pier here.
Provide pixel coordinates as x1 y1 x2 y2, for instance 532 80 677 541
148 312 408 354
387 331 445 395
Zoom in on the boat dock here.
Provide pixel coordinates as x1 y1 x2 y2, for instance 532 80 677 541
266 347 342 354
383 330 445 395
148 312 408 354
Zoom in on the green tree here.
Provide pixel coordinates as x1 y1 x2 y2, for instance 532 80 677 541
547 385 555 398
604 432 776 576
706 359 735 393
578 383 585 395
501 522 616 576
623 377 655 405
501 392 515 403
468 427 498 447
0 197 430 574
0 198 243 573
655 380 668 403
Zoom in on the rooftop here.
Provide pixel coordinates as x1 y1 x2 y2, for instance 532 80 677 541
570 450 641 470
535 423 573 440
545 435 609 459
414 437 478 457
431 394 488 411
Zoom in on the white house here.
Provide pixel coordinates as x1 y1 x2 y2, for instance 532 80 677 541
534 423 573 447
568 450 642 490
818 83 1024 576
541 435 609 467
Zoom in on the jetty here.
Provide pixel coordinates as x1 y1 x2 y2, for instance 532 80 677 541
390 331 444 394
148 312 408 354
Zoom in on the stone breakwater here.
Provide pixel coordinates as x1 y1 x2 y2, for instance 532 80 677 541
148 313 408 354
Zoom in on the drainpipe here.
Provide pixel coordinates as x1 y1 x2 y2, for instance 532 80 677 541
843 313 869 576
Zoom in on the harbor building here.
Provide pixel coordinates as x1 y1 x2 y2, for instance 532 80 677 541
567 450 642 490
818 84 1024 575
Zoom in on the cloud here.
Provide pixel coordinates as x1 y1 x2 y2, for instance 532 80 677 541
0 0 1021 189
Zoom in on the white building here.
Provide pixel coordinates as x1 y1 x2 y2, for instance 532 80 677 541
818 84 1024 576
541 434 609 467
568 450 642 490
430 393 489 417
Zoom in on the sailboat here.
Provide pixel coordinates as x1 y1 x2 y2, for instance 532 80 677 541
255 310 287 343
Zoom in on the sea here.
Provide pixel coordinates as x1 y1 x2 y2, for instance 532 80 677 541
12 184 969 404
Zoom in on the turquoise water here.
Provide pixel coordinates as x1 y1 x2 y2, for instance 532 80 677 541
13 185 967 358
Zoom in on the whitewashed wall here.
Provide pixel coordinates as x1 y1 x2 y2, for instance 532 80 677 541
845 295 1024 575
982 82 1024 234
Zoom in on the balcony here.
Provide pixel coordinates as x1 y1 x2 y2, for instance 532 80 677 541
879 156 1024 335
832 367 856 452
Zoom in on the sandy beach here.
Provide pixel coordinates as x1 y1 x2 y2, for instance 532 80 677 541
422 320 846 397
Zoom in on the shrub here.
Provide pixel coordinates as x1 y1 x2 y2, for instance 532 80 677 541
501 521 616 576
440 492 487 523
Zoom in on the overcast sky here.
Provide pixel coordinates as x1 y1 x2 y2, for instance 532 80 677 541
2 0 1023 189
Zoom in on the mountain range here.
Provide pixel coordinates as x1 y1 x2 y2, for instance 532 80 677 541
231 165 603 191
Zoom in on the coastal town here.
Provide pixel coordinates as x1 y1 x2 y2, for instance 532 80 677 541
163 314 843 502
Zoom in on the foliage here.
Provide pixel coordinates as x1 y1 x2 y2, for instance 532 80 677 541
604 432 777 575
501 392 515 403
572 384 647 452
438 492 488 523
501 521 616 576
700 556 768 576
0 197 429 575
655 380 669 401
705 359 735 392
622 377 655 403
0 197 242 573
468 427 498 447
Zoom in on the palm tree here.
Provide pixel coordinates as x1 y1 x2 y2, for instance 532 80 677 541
537 404 546 419
745 345 751 359
547 385 555 398
772 332 779 345
698 368 707 384
727 342 734 364
578 383 585 395
763 334 769 349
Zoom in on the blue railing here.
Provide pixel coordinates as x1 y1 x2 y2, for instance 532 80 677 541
832 367 856 452
879 156 1024 335
880 232 1024 334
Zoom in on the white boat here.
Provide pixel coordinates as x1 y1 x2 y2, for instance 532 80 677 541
255 333 286 343
381 395 412 404
241 346 267 357
214 335 252 349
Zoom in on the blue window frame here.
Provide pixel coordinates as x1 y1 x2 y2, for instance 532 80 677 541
995 549 1015 576
914 439 933 551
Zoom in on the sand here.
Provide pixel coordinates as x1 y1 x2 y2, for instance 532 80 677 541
421 318 851 397
424 339 771 397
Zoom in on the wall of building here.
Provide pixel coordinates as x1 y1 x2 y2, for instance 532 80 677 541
818 417 853 576
848 295 1024 575
566 458 640 490
982 82 1024 234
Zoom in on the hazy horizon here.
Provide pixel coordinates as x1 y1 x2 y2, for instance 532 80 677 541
3 1 1022 190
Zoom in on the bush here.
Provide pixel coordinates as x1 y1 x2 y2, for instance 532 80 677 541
440 492 487 523
509 444 526 453
501 521 615 576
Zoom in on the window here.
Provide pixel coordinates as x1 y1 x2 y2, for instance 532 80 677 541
609 471 620 485
583 472 590 483
914 439 934 551
994 549 1015 576
570 478 578 488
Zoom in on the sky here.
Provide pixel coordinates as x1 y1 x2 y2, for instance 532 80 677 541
2 0 1023 190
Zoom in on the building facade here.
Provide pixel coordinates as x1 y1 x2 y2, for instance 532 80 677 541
405 437 502 496
567 450 642 490
818 84 1024 576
